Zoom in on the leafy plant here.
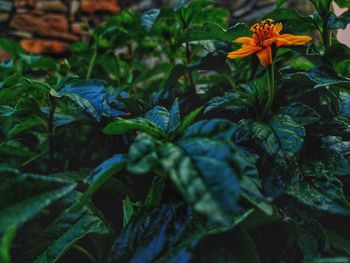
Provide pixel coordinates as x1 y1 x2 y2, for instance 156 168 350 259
1 0 350 262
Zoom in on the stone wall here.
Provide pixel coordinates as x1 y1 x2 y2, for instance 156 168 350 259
0 0 120 54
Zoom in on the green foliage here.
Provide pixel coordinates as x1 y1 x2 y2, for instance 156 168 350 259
1 0 350 262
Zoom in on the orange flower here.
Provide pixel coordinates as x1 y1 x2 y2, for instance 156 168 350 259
227 19 312 66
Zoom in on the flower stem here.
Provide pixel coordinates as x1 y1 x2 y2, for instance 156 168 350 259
262 63 275 119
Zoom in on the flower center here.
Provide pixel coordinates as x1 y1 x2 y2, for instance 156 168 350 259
250 19 280 46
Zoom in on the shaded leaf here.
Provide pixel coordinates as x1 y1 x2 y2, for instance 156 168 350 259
0 174 76 231
103 117 167 139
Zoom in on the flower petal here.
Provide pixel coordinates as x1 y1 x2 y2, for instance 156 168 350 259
227 44 261 59
274 22 283 33
235 37 256 46
276 34 312 47
262 37 277 47
256 46 272 66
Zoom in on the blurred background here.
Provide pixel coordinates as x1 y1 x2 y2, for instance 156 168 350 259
0 0 348 57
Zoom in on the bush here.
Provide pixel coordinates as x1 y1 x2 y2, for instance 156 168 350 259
1 0 350 262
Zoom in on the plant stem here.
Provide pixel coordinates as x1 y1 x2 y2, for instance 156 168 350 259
322 22 331 49
262 63 275 119
185 41 196 94
48 95 56 172
179 11 196 97
86 46 97 79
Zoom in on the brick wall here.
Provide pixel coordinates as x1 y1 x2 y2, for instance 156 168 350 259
0 0 120 54
2 0 340 56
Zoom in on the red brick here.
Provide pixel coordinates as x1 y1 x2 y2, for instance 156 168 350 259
81 0 120 14
10 14 79 41
20 39 68 54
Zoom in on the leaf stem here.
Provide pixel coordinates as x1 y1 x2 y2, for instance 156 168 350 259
48 95 56 172
322 20 331 49
86 47 97 80
262 63 275 119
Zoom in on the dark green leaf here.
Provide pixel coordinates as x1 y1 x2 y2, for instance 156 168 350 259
145 106 170 131
122 196 134 228
168 99 181 134
270 114 306 157
0 174 76 231
175 22 250 47
287 177 350 215
68 154 127 212
280 102 321 126
0 38 24 57
103 117 167 139
159 138 242 224
328 10 350 30
264 9 315 33
0 227 16 263
34 210 108 263
182 119 237 140
128 133 160 174
335 0 350 8
175 106 203 136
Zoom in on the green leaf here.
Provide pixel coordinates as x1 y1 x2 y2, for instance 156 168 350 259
55 80 105 120
0 106 15 117
159 138 242 224
270 114 306 157
0 227 16 263
264 9 315 33
307 68 350 89
280 102 321 126
277 0 288 7
235 120 280 156
145 106 171 131
182 119 237 140
141 9 160 31
241 176 273 215
0 174 76 231
168 99 181 134
0 38 24 57
308 0 332 17
204 92 245 114
175 106 203 136
163 53 231 91
68 154 127 212
33 209 108 263
328 10 350 30
303 258 350 263
325 43 350 74
335 0 350 8
128 133 160 174
175 22 249 47
103 117 167 139
287 177 350 215
109 204 200 263
122 196 134 228
144 176 165 209
235 115 305 158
